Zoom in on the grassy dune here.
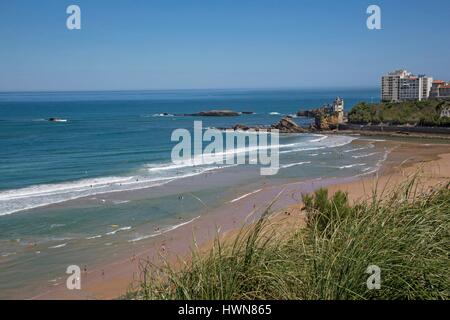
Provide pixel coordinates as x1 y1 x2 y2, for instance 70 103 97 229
132 178 449 300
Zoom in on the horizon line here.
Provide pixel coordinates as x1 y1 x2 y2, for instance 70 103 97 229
0 85 380 94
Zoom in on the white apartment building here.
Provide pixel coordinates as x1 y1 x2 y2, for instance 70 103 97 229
431 80 450 99
381 70 433 102
399 75 433 101
382 70 409 102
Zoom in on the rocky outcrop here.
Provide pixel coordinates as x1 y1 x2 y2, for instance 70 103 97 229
174 110 257 117
271 117 308 133
223 115 343 133
314 112 341 130
178 110 240 117
232 124 250 131
297 107 328 118
222 124 269 131
223 117 309 133
314 113 330 130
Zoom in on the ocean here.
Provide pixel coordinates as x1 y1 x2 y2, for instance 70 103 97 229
0 88 382 298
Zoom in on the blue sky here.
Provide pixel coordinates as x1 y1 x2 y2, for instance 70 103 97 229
0 0 449 91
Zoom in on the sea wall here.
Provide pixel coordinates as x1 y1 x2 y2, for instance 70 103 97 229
340 124 450 135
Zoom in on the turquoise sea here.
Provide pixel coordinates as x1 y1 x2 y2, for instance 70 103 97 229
0 88 383 298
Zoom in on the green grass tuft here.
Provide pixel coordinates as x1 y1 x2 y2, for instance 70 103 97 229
131 179 450 300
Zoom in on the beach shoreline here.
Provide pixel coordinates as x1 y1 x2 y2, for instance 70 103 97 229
24 136 450 300
327 129 450 141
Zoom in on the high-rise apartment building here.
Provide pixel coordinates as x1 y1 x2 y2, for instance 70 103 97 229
381 70 433 102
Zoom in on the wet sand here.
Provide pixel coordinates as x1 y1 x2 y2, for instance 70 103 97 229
31 138 450 300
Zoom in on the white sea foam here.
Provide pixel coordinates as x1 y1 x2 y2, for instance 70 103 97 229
308 135 327 143
280 161 311 169
352 152 380 159
85 235 102 240
281 135 356 154
128 234 159 242
106 226 132 236
2 177 130 199
280 146 326 154
48 237 73 242
353 148 392 177
269 112 281 115
360 139 386 142
50 224 66 229
352 167 378 178
338 163 367 170
375 148 392 169
343 147 367 153
0 163 232 216
229 189 262 203
0 134 358 217
152 113 174 117
112 200 130 205
129 216 200 242
1 252 17 257
48 243 67 249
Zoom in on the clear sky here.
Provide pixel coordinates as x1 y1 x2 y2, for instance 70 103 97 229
1 0 449 91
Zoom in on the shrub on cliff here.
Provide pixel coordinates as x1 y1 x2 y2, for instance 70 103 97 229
348 99 450 126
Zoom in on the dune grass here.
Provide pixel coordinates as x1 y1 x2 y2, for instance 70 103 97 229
131 178 449 300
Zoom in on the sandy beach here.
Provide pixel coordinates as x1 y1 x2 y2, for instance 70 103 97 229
26 136 449 300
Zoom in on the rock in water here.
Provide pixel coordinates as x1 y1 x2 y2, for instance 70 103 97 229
193 110 240 117
232 124 250 131
271 117 307 133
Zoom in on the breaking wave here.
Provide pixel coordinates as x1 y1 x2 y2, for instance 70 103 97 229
0 134 356 216
129 216 200 242
280 161 311 169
